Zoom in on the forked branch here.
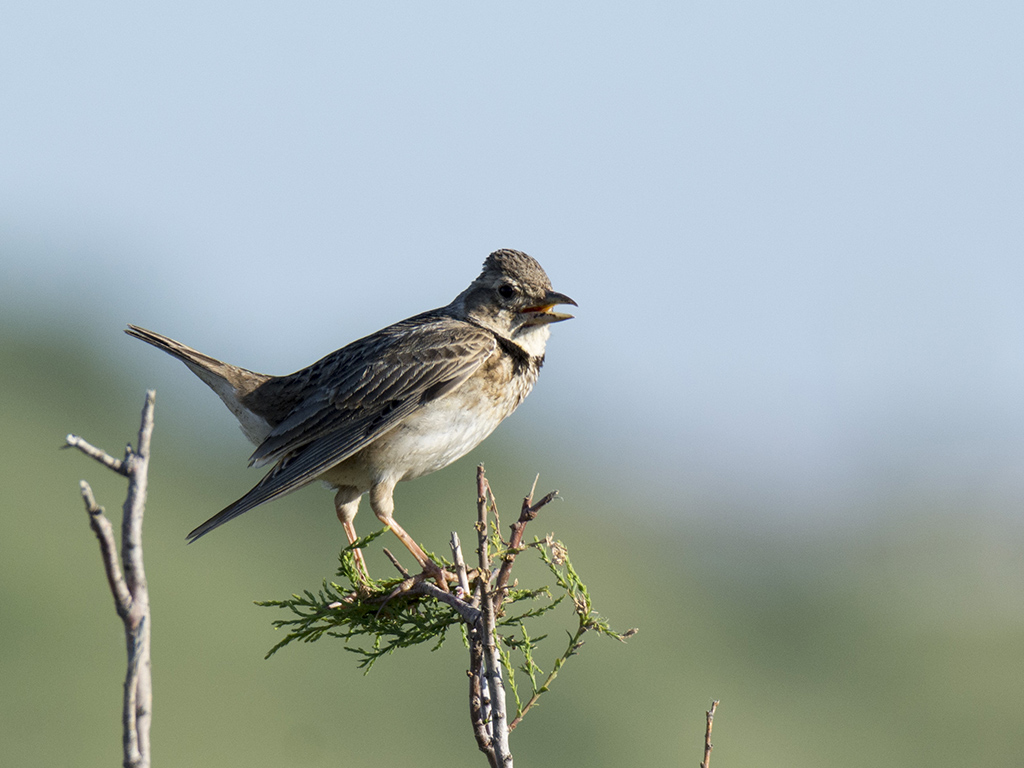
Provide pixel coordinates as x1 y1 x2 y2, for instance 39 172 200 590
66 390 155 768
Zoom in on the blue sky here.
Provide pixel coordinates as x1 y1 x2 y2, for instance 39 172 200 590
4 2 1023 520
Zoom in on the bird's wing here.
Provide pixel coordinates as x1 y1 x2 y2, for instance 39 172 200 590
187 319 496 541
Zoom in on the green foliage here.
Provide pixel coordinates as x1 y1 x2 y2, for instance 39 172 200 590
258 523 634 726
501 536 635 727
256 528 462 668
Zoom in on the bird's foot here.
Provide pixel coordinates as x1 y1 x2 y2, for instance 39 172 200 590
420 559 453 592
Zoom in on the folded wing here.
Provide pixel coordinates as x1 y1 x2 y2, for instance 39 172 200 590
187 319 496 541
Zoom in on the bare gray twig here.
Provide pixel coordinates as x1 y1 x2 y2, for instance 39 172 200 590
407 579 482 625
699 700 719 768
67 390 155 768
449 532 474 609
79 480 133 616
476 466 512 767
65 433 127 475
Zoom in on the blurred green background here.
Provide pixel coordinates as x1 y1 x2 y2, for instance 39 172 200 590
4 314 1023 767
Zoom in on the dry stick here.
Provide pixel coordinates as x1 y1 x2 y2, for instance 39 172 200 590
465 467 561 765
477 465 513 767
468 644 490 767
381 547 412 577
66 390 155 768
475 467 499 761
699 700 719 768
450 531 472 600
408 580 482 626
375 547 484 624
79 482 133 612
65 434 127 475
492 480 559 609
466 473 495 766
455 530 496 767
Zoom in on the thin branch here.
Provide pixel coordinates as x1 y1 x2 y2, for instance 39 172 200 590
123 391 154 768
468 467 496 764
382 547 412 578
476 465 512 767
450 532 471 600
479 579 511 766
468 637 492 767
68 390 155 768
407 579 482 625
64 434 128 476
121 391 154 598
476 465 491 575
699 700 719 768
458 522 496 767
374 544 483 624
79 481 133 617
493 484 559 604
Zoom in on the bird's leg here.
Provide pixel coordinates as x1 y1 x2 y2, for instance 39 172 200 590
334 489 370 584
369 481 451 591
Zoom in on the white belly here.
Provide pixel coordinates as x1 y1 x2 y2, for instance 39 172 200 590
367 393 510 482
317 373 524 493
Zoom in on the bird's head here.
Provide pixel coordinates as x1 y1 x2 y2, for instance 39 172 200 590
455 249 577 356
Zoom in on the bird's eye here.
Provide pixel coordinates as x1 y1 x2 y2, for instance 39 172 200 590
497 284 516 300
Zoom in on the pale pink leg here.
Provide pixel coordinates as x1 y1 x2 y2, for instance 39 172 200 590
369 479 448 589
334 488 370 582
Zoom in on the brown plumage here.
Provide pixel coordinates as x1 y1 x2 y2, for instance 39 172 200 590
126 249 575 579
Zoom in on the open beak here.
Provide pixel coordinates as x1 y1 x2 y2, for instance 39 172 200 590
523 290 578 324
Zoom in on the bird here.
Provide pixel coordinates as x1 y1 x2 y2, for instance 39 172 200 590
126 249 575 582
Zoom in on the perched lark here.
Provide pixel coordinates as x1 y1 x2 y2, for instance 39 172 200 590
126 249 575 580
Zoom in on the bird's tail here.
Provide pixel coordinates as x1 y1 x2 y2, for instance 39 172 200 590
125 324 272 443
126 324 263 387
